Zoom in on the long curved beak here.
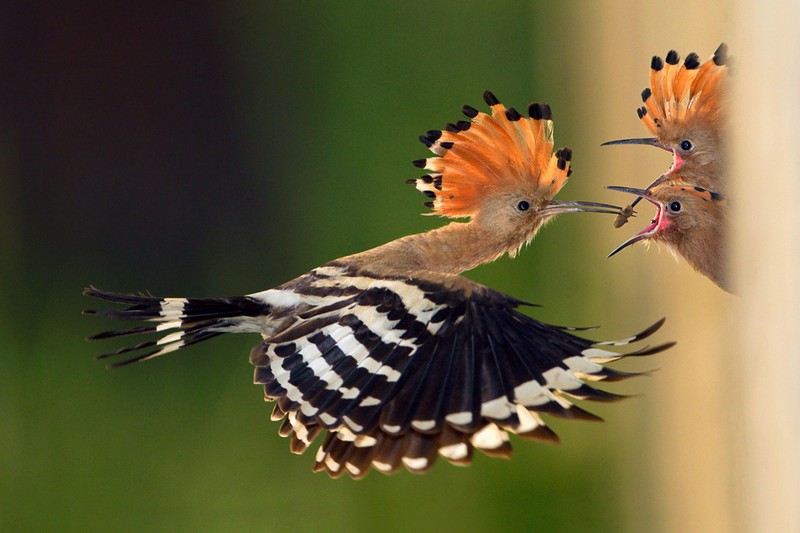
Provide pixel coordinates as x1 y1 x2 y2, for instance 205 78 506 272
605 185 650 197
608 171 672 211
604 186 664 258
601 137 672 153
539 200 623 217
607 229 652 258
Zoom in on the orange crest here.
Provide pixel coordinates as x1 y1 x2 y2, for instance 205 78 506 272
408 91 571 218
638 43 728 136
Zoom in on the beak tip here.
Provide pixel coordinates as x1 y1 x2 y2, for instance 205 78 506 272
605 185 650 197
600 137 664 149
606 234 647 258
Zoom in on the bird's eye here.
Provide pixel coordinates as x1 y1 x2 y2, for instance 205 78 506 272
680 139 693 151
516 200 530 211
669 201 682 213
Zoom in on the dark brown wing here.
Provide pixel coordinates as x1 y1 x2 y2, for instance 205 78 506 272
250 268 672 478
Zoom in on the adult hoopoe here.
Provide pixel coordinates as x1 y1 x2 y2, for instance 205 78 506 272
603 44 731 291
85 91 673 478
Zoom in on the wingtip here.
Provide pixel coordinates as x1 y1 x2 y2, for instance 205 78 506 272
637 317 667 340
625 341 676 357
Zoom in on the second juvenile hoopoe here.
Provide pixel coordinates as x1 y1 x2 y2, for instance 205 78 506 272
606 182 729 291
604 44 731 291
84 92 673 478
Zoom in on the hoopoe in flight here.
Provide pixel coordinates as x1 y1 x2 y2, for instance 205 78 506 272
85 91 673 478
603 44 731 291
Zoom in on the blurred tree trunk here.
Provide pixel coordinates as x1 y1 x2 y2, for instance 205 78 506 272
573 1 800 530
731 1 800 531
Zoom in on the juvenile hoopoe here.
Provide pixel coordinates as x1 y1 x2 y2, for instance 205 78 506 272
604 43 728 193
603 44 731 291
85 91 673 478
606 182 729 291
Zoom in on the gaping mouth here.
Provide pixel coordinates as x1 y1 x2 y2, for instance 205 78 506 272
671 152 685 172
601 136 677 211
604 186 666 258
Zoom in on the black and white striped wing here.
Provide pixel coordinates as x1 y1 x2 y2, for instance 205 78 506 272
250 267 672 478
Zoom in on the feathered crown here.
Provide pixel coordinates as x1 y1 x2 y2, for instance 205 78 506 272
652 182 727 204
637 43 728 135
407 91 572 217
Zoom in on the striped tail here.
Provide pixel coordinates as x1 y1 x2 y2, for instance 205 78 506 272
83 287 271 368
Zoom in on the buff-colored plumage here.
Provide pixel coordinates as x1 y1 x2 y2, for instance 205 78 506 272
648 184 728 291
607 180 730 291
358 93 616 276
605 44 731 292
643 50 725 137
605 44 728 193
637 44 728 191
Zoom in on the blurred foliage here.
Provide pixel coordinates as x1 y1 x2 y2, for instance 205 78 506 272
0 2 665 531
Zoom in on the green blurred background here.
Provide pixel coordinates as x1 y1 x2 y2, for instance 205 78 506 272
0 2 731 531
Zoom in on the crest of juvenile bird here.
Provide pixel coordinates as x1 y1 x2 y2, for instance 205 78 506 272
604 44 729 229
84 91 673 478
607 182 729 292
603 43 728 193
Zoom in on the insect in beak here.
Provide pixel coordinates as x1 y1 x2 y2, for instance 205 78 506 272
609 172 672 214
604 186 667 258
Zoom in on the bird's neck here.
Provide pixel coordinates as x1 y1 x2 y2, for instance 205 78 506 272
343 221 533 276
673 220 729 291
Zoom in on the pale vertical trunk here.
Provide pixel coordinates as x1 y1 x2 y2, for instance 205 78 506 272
567 1 732 531
730 1 800 531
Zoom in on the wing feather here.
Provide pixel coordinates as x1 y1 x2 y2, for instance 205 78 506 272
251 268 670 477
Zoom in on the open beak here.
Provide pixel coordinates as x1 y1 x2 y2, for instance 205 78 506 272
604 186 665 258
616 173 671 211
600 137 672 153
601 139 675 210
539 200 623 217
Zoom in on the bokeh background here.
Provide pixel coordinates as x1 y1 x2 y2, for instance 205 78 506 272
0 2 743 531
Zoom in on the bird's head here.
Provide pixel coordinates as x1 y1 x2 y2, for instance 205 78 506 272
602 44 728 188
606 181 729 289
409 91 620 255
607 182 727 254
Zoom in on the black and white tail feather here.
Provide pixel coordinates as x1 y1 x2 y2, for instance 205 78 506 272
84 288 273 367
85 263 673 478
